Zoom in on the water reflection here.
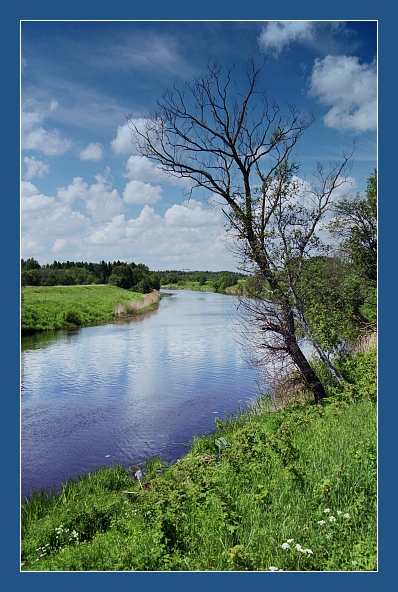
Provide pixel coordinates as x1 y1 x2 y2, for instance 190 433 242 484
21 290 259 498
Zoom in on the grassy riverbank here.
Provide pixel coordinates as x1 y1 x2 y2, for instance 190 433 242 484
161 279 245 295
21 345 376 571
21 285 161 335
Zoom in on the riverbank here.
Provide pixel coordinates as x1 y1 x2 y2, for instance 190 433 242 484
160 279 244 295
21 285 161 335
21 343 377 571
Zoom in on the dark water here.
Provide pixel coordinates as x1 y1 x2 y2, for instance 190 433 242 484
21 289 259 499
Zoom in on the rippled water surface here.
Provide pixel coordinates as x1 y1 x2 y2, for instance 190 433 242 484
21 289 259 498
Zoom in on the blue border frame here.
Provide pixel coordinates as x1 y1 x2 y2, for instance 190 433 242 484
7 5 392 590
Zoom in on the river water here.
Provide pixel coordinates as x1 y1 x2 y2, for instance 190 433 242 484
21 289 260 499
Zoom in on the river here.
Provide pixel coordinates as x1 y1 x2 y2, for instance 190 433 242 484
21 289 260 499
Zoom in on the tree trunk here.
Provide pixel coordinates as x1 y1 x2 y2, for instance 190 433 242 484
286 336 326 403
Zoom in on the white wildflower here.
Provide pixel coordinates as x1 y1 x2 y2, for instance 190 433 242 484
268 566 279 571
344 513 350 518
286 538 294 543
329 516 336 522
281 542 290 550
324 508 331 513
317 520 326 525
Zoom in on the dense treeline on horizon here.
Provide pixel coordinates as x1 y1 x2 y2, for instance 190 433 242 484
21 257 246 294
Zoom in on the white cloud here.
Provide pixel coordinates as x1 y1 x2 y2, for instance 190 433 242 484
21 104 72 156
88 202 230 269
124 154 191 189
21 181 55 212
21 178 233 269
111 122 136 155
309 55 377 133
57 173 124 221
123 179 163 204
164 200 221 228
79 143 104 161
57 176 88 205
23 156 50 180
21 181 91 259
258 21 315 57
124 155 166 183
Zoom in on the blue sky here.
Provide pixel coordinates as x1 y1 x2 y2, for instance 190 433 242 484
21 20 377 271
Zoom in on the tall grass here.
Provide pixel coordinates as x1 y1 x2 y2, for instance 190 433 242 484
21 348 377 571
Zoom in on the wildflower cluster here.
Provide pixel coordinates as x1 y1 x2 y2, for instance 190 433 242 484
317 507 350 526
317 507 351 538
54 524 80 548
281 538 313 555
35 543 50 561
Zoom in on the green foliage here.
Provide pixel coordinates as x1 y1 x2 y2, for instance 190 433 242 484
330 347 377 403
63 309 82 326
21 347 376 571
21 259 159 292
329 169 377 287
296 256 369 352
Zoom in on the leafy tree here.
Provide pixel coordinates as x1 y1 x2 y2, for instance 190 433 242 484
327 169 377 331
129 59 352 402
295 256 367 353
22 257 41 271
195 272 207 285
330 169 377 287
108 264 135 289
149 273 161 291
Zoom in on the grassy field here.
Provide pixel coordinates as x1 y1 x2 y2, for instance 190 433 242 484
21 346 377 571
21 285 160 334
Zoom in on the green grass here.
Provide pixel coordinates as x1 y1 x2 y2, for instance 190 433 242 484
21 285 160 334
21 347 377 572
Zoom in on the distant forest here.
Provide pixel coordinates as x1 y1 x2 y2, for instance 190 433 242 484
21 258 246 294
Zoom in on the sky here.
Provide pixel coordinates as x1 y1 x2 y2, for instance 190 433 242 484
20 20 377 272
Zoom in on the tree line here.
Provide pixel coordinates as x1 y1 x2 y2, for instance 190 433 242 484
21 258 246 295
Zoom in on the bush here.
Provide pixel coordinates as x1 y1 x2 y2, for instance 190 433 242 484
63 309 82 326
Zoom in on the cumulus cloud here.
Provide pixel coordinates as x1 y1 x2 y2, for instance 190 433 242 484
124 154 191 189
21 181 55 212
88 201 230 269
309 55 377 133
23 156 50 180
123 179 163 204
79 142 104 161
21 103 72 156
164 200 221 227
258 21 315 57
21 178 232 269
57 172 124 221
111 122 137 155
21 181 91 258
124 155 166 183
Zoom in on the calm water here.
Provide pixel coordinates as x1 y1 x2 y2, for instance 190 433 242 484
21 289 260 499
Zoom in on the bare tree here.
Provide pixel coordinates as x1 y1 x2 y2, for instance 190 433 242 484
128 60 352 403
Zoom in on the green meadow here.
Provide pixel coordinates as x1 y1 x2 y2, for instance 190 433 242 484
21 285 160 335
